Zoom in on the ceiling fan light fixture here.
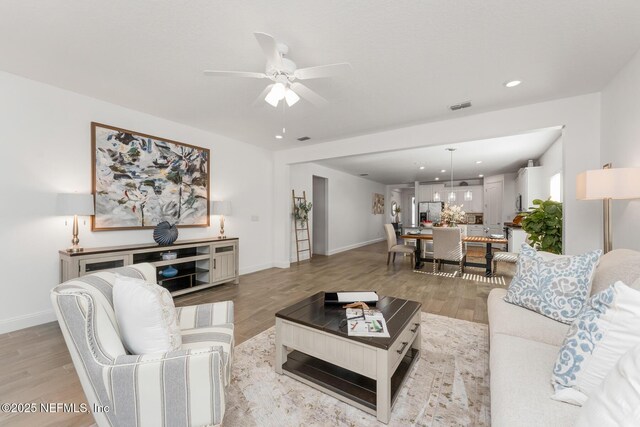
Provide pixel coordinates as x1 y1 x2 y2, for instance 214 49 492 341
265 82 286 107
284 88 300 106
265 91 280 107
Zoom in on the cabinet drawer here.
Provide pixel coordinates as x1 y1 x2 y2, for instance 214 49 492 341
80 255 130 275
388 312 421 372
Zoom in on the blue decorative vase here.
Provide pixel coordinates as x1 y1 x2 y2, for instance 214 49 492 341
153 221 178 245
159 266 178 278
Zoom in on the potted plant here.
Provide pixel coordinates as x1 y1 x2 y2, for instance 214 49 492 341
521 199 563 254
294 200 312 224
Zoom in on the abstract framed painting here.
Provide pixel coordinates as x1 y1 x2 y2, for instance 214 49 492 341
372 193 385 214
91 122 210 230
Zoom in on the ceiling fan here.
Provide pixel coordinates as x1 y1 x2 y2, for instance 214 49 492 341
204 32 351 108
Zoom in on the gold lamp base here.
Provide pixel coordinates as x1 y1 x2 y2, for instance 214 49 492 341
218 215 227 239
66 215 85 253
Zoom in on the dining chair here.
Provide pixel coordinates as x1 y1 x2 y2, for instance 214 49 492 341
384 224 415 266
433 227 467 276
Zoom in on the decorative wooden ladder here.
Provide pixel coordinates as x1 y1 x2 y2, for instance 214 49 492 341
292 190 312 263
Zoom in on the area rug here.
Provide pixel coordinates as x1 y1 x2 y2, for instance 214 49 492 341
224 312 490 426
412 269 507 286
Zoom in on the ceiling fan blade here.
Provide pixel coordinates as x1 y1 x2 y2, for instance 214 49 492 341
252 84 274 107
290 82 328 107
294 63 352 80
203 70 267 79
254 32 283 69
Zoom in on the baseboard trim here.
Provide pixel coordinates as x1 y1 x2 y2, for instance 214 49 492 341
0 309 57 335
239 262 277 275
326 238 386 256
288 238 385 262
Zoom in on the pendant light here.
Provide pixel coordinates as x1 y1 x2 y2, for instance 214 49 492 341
447 148 456 202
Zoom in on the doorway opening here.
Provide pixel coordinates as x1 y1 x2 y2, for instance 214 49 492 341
312 175 329 255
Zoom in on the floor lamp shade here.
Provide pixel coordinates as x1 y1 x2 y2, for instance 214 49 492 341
576 166 640 254
576 168 640 200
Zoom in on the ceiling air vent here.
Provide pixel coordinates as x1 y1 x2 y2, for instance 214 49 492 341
359 173 369 177
297 136 311 141
449 101 472 111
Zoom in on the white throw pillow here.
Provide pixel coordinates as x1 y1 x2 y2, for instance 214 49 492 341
551 281 640 405
113 274 182 354
576 343 640 426
504 244 602 324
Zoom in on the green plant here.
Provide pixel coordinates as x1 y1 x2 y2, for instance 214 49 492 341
294 200 312 222
521 199 563 254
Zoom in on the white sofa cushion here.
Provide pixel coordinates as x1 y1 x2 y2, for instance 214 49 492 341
576 343 640 426
490 333 581 427
590 249 640 295
504 244 602 324
113 274 182 354
551 281 640 405
488 288 570 347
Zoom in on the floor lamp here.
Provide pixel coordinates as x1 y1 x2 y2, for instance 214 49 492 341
576 164 640 253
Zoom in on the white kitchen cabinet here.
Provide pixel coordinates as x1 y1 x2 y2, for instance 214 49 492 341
459 186 483 213
508 228 528 253
418 184 433 202
516 167 544 212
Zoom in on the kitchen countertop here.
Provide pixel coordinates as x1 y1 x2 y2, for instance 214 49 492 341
504 222 523 228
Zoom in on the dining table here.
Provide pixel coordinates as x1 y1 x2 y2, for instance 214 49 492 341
400 233 509 277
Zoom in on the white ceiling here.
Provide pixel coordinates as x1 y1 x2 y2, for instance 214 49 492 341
315 128 562 185
1 1 639 150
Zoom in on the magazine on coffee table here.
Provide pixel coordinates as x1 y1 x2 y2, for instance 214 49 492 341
345 308 390 338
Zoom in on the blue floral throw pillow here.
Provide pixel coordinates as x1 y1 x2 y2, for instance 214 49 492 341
551 281 640 406
504 244 602 324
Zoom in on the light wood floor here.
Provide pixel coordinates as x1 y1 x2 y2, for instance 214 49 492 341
0 241 511 427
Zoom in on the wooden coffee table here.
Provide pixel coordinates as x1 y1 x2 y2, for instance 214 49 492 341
275 292 422 423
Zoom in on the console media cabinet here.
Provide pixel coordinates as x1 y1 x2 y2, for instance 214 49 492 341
59 237 239 296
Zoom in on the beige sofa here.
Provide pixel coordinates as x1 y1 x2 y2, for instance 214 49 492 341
487 249 640 427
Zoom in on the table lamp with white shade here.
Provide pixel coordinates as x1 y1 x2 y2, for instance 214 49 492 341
57 193 95 253
576 164 640 253
212 200 232 239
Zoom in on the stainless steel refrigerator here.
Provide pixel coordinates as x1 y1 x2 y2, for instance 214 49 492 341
418 202 444 223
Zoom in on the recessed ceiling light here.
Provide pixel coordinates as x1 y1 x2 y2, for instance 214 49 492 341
476 160 483 164
478 174 484 178
440 169 446 173
419 166 425 170
504 80 522 88
275 135 283 139
435 177 440 181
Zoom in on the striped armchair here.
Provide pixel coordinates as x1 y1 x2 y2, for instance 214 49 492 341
51 263 234 427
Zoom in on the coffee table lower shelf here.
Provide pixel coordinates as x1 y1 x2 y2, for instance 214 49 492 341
282 348 420 413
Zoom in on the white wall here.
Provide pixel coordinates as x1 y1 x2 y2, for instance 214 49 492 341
0 71 274 333
289 163 387 261
273 93 602 265
538 135 564 200
600 48 640 251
